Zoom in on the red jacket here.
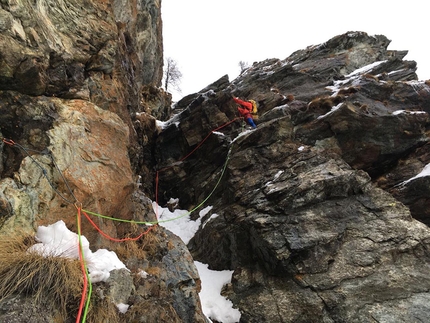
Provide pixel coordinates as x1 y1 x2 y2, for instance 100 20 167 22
233 97 253 119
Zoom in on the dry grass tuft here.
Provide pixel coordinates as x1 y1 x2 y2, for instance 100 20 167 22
0 233 35 254
145 266 161 277
0 233 83 319
139 226 162 252
114 225 162 261
114 239 146 260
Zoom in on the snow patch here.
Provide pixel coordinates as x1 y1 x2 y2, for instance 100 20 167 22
202 213 219 229
155 203 241 322
317 102 343 119
156 119 180 130
27 220 127 283
116 303 129 314
153 203 213 244
399 163 430 186
195 261 241 323
138 269 149 279
345 60 387 77
392 110 427 115
273 170 284 181
213 131 226 137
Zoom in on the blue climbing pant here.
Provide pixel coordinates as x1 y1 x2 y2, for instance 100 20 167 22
246 117 257 128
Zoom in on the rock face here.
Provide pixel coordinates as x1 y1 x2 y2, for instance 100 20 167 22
0 0 167 237
0 1 206 322
156 31 430 322
1 3 430 321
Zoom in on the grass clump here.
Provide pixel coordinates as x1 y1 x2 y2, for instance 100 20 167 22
114 225 161 261
0 233 83 319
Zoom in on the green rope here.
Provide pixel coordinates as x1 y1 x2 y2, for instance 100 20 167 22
76 212 92 322
83 147 232 225
4 119 237 322
82 269 92 322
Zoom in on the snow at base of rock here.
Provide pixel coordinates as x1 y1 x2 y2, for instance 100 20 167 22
154 202 241 322
27 220 127 283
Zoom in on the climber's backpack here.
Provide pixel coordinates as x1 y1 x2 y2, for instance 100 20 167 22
249 99 258 119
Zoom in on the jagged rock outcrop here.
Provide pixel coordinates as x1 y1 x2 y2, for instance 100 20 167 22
156 31 430 322
2 3 430 321
0 1 206 322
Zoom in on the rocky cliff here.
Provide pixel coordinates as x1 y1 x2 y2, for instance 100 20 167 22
0 1 206 322
157 32 430 322
1 2 430 323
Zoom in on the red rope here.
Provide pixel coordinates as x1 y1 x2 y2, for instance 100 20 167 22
178 118 240 163
75 208 154 322
2 138 15 146
3 116 240 321
81 209 154 242
154 117 239 219
158 117 240 173
155 170 160 220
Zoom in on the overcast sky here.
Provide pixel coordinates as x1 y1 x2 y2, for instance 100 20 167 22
162 1 430 101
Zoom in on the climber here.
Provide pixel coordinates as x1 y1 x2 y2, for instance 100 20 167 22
232 96 257 129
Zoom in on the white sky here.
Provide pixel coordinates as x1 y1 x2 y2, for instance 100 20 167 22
162 0 430 100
